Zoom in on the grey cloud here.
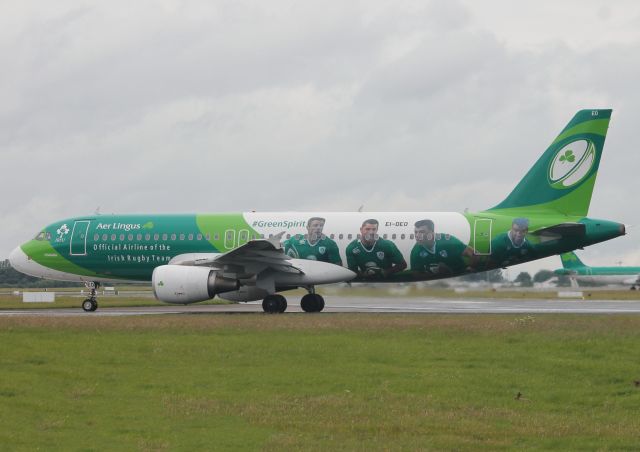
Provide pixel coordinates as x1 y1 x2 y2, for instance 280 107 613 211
1 0 639 274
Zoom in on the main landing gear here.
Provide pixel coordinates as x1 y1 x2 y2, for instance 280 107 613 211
262 294 287 313
300 293 325 313
261 289 325 314
82 282 100 312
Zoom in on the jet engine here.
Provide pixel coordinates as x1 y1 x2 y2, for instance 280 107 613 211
152 265 239 304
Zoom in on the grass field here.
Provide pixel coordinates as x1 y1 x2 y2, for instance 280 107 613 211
1 314 640 450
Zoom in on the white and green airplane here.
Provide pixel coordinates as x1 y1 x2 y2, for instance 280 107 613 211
9 109 626 312
555 251 640 288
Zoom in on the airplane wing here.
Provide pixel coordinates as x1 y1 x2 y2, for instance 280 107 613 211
168 233 303 276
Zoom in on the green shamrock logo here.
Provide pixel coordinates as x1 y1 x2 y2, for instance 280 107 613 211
559 149 575 163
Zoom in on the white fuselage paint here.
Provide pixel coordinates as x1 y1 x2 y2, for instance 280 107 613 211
244 211 471 265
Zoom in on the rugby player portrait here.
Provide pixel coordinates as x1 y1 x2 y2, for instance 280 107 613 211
490 217 536 267
346 219 406 279
410 219 475 276
284 217 342 265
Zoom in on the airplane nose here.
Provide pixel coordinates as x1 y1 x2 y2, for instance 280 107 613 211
8 246 27 272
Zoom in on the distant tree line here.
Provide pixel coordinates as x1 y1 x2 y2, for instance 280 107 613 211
0 266 82 288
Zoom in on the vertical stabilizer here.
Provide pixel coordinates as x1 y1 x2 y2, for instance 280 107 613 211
490 110 612 216
560 251 587 269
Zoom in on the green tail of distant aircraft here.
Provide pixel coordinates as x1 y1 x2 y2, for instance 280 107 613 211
10 109 626 312
555 251 640 288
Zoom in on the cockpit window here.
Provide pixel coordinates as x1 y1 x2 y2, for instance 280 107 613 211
34 232 45 241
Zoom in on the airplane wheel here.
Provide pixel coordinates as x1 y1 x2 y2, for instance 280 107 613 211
262 295 286 313
301 294 325 313
277 295 287 313
82 299 97 312
631 286 637 291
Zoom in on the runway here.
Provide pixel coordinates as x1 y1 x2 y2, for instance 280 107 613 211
3 296 640 316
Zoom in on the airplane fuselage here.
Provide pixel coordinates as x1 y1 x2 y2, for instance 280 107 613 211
11 211 625 284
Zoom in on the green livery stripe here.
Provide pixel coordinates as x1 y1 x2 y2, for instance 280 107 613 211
195 213 259 251
551 118 609 145
21 240 100 278
490 173 597 217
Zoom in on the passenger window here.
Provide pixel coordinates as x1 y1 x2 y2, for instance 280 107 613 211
357 234 361 239
348 234 352 239
260 234 265 239
330 234 335 239
145 233 151 241
162 234 168 241
401 234 405 240
153 233 159 241
410 234 414 240
128 234 133 241
197 233 202 241
214 233 219 240
269 234 273 239
205 233 211 240
119 234 125 241
383 234 388 239
188 234 193 241
286 234 291 239
102 234 108 241
170 233 176 241
339 234 344 240
111 234 117 241
94 234 99 241
137 233 142 241
392 234 397 240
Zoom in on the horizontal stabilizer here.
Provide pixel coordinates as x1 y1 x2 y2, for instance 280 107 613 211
531 223 585 243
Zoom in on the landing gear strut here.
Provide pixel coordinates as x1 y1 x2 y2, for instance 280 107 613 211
262 294 287 313
82 282 100 312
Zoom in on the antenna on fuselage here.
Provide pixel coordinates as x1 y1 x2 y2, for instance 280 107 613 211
358 205 364 213
94 206 101 215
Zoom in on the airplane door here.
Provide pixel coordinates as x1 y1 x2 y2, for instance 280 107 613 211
70 220 91 256
237 229 250 246
473 219 492 255
224 230 236 250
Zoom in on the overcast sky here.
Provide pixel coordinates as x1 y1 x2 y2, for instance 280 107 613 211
2 0 639 276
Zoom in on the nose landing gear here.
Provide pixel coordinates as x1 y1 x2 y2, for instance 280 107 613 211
82 282 100 312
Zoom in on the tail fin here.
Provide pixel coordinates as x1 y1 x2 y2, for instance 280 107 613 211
489 109 612 216
560 251 587 269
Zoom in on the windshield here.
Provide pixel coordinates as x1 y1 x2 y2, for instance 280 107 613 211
33 231 51 241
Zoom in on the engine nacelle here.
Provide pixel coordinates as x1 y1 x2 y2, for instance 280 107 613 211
152 265 239 304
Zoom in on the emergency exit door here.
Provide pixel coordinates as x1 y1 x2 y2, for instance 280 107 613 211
473 219 493 255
